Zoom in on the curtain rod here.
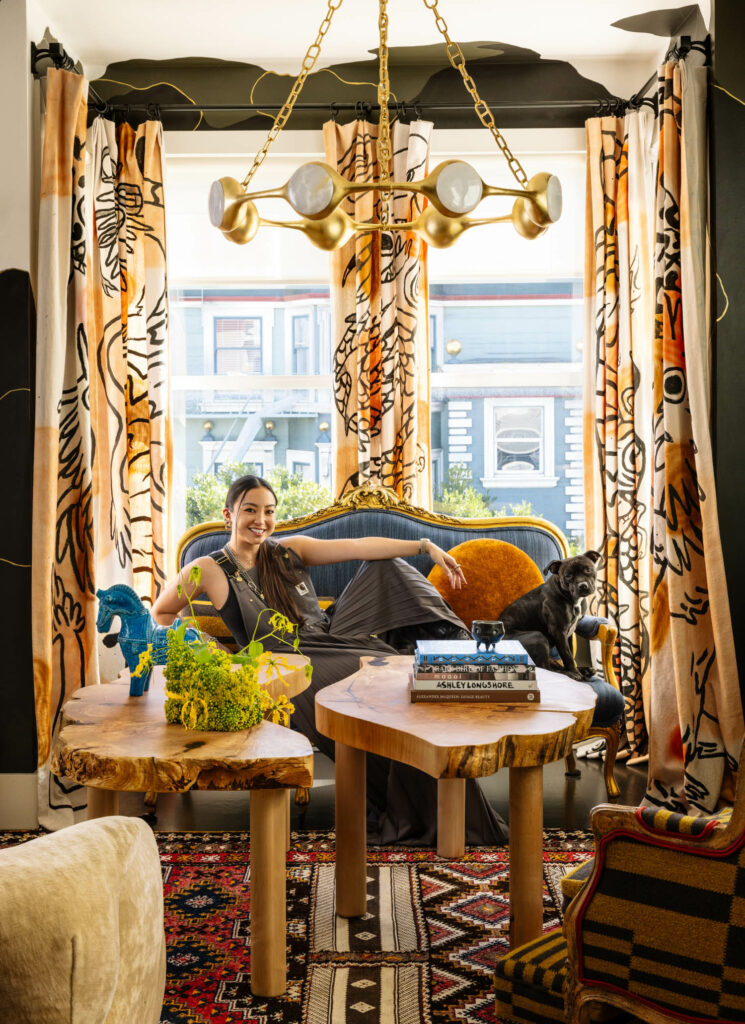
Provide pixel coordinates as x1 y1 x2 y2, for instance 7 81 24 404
33 35 711 121
88 99 631 115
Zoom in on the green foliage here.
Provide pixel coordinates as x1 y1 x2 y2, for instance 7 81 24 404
140 563 306 732
185 461 332 525
163 634 266 731
266 465 332 521
433 464 541 520
186 461 256 526
434 464 493 518
492 498 541 518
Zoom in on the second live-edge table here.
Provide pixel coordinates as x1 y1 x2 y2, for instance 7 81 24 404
315 655 596 948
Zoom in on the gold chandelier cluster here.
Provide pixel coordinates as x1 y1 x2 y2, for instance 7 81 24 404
208 0 562 251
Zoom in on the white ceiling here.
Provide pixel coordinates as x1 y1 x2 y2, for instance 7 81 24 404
38 0 709 79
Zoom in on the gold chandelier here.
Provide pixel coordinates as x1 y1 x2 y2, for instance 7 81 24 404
208 0 562 250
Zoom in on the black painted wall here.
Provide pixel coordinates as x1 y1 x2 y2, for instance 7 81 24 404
0 269 37 771
91 47 613 132
711 0 745 699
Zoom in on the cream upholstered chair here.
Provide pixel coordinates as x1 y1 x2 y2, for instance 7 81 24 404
0 816 166 1024
428 538 622 800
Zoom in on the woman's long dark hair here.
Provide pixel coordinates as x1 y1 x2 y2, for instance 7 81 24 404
225 475 305 626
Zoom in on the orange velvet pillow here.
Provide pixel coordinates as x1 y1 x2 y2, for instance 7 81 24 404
427 538 544 630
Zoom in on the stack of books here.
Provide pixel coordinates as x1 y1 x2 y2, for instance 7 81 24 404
410 639 539 704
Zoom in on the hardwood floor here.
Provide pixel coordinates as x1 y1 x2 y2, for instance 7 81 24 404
118 745 649 833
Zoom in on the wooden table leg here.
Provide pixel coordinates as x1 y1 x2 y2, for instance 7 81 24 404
250 789 287 996
509 765 544 948
335 741 366 918
437 777 466 858
285 788 291 852
87 787 119 819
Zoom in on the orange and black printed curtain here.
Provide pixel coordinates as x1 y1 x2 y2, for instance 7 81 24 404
324 118 432 506
584 54 743 812
32 69 171 826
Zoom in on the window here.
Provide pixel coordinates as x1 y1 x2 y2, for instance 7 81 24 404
287 449 315 480
496 405 543 472
482 398 557 488
169 288 334 537
214 317 262 375
165 135 585 541
292 315 311 374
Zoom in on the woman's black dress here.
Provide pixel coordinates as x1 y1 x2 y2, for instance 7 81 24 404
211 546 508 846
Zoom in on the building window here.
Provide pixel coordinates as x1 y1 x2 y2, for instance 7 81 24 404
287 449 315 480
214 317 262 375
293 315 311 374
482 397 557 488
496 405 543 472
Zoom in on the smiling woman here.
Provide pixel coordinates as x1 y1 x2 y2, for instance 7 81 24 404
152 473 510 845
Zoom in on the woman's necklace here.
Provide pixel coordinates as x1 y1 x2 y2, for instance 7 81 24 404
226 544 265 601
227 544 256 573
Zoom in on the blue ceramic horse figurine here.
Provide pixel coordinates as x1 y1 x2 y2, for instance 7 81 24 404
96 584 201 696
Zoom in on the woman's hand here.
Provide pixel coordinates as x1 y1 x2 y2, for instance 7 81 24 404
427 542 467 589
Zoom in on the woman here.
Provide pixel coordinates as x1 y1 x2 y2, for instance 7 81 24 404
153 474 508 845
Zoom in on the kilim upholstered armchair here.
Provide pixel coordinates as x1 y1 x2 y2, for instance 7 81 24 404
495 743 745 1024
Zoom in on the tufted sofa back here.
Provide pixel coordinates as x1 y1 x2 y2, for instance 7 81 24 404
177 486 567 600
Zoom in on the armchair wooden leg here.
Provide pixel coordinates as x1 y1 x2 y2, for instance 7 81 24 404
565 752 581 778
294 786 311 807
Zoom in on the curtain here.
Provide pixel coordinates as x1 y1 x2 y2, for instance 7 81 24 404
584 108 657 762
323 118 432 506
32 69 172 828
584 53 744 812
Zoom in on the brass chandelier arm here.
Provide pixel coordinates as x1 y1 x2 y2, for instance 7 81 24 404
420 0 530 190
239 0 345 190
242 161 546 218
259 204 518 251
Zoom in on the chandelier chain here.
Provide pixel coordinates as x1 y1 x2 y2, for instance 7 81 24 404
377 0 392 227
240 0 345 190
420 0 529 189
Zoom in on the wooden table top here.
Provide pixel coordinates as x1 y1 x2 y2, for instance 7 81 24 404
315 655 596 779
52 657 313 793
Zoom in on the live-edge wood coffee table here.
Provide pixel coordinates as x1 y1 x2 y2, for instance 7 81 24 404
51 657 312 998
315 654 596 949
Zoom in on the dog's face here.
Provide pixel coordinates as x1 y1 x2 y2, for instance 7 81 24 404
544 550 601 602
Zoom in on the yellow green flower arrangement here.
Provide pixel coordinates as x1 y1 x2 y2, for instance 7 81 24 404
133 566 312 732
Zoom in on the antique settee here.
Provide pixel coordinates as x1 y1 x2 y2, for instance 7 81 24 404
177 485 621 796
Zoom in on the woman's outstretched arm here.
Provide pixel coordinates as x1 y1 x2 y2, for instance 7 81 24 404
280 535 466 589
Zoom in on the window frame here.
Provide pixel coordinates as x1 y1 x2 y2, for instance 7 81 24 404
212 314 265 377
286 448 315 480
291 312 312 375
481 396 557 488
200 301 273 376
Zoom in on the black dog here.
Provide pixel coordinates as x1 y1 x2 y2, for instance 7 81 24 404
499 551 602 679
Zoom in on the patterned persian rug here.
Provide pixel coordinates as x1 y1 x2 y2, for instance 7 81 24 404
0 827 593 1023
159 828 592 1024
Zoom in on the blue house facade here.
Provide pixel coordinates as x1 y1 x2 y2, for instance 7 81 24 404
170 278 584 543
